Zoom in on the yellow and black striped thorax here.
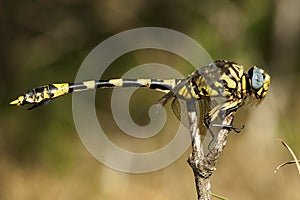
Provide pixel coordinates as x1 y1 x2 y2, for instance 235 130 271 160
175 60 270 103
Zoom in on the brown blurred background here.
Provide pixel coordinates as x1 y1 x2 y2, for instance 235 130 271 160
1 0 300 199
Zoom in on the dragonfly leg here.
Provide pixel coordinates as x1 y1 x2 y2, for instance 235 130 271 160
210 123 245 133
215 100 245 133
203 99 244 149
203 114 215 149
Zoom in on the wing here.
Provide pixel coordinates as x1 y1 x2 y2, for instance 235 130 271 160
197 61 226 97
171 97 212 141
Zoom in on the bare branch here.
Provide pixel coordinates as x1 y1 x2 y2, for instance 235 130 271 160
186 100 234 200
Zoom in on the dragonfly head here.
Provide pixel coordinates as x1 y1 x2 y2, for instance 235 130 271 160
248 66 270 101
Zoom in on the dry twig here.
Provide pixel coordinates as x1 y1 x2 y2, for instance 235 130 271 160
275 139 300 175
186 100 234 200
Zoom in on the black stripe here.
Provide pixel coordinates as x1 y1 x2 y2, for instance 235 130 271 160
222 79 236 94
68 83 74 93
96 80 115 88
122 79 143 87
149 80 171 90
35 86 46 93
225 68 238 84
70 82 89 90
201 88 209 95
244 74 251 92
191 78 201 97
230 65 240 79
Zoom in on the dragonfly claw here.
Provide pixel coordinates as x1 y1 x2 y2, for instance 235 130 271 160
231 124 245 133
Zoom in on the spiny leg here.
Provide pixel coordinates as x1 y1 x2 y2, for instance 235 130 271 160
203 99 244 149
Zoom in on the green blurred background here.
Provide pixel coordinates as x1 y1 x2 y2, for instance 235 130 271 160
1 0 299 199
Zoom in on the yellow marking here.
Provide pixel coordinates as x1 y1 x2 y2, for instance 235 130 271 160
35 94 41 102
232 64 244 78
225 68 238 89
163 79 176 88
223 91 232 98
154 89 169 93
205 86 219 97
263 74 271 90
256 88 263 97
228 66 236 76
178 87 191 99
241 76 247 94
214 81 224 88
52 83 70 98
236 82 242 98
82 80 96 89
210 100 240 121
109 79 123 86
25 93 35 103
10 97 22 106
137 79 151 86
227 78 236 89
190 87 199 98
178 87 185 96
43 87 51 99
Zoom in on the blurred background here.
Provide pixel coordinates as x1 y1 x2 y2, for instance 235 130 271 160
1 0 299 199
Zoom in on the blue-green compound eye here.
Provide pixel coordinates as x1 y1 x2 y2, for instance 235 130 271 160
252 68 264 90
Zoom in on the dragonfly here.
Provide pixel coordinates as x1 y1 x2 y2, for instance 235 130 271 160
10 60 270 147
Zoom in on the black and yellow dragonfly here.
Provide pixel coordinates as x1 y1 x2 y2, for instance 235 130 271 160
10 60 270 145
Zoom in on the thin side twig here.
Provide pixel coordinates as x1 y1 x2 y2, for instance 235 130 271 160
275 138 300 175
186 100 234 200
274 160 300 173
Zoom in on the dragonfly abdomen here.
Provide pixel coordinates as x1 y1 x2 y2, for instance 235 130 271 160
69 79 177 92
10 78 181 109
